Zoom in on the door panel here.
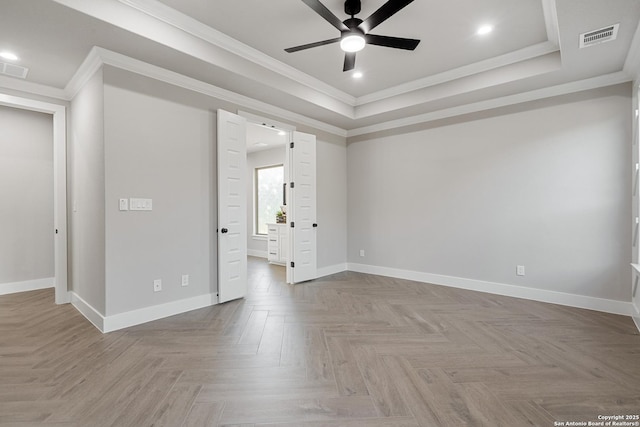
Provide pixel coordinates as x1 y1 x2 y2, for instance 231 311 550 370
217 109 247 303
289 131 317 283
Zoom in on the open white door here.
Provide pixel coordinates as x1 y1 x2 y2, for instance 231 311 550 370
288 131 317 283
217 109 247 303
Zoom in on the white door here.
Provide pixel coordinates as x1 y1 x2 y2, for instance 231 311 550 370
288 131 317 283
217 109 247 303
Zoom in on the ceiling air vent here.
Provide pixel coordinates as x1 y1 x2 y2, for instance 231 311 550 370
0 61 29 79
579 24 619 48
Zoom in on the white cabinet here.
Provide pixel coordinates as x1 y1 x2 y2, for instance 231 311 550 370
267 223 288 265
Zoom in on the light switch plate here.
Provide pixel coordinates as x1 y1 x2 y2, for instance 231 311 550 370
130 198 152 211
119 198 128 211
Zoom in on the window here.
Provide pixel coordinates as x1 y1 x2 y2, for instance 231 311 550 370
255 165 284 235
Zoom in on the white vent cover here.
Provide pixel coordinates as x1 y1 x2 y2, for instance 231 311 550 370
0 61 28 79
579 24 619 48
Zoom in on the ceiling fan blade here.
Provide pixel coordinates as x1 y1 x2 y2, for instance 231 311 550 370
301 0 349 32
358 0 414 33
365 34 420 50
285 37 341 53
343 52 356 71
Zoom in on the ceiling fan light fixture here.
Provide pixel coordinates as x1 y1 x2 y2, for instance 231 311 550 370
340 33 365 52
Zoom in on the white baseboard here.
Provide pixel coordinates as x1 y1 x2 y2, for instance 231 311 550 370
317 263 348 279
248 249 267 258
0 277 54 296
103 293 217 332
347 263 634 317
70 292 105 332
70 291 218 333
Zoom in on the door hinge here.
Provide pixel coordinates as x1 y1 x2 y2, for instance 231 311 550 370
290 142 294 148
290 222 294 228
291 262 295 268
290 182 294 189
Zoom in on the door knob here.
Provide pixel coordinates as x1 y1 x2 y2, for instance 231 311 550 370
221 228 228 233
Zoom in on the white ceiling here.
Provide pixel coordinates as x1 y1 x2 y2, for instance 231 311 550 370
246 122 288 153
0 0 639 134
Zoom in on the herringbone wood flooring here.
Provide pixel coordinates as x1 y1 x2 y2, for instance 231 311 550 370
1 257 640 426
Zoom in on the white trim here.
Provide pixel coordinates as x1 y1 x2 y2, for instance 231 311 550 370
57 0 563 112
70 291 105 332
70 291 219 333
64 47 103 100
0 75 67 100
624 20 640 80
541 0 560 47
0 94 70 305
347 263 634 317
66 47 347 138
317 263 347 279
0 278 54 296
348 71 631 137
103 293 218 333
117 0 356 106
356 42 559 106
248 249 268 258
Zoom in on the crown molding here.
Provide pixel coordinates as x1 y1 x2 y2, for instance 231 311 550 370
624 20 640 80
65 47 348 137
118 0 357 107
0 75 67 100
53 0 563 120
542 0 560 47
347 71 632 137
357 42 560 106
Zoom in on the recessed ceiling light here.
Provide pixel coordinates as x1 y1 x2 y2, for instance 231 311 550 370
253 142 268 147
278 131 286 136
0 51 18 61
353 71 363 79
477 25 493 35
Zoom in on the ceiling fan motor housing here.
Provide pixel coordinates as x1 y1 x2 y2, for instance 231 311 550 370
344 0 361 16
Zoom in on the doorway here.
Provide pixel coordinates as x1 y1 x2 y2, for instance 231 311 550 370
0 94 68 304
217 109 317 302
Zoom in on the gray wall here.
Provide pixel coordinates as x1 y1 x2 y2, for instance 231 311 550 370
0 106 53 284
246 146 286 256
103 67 216 316
69 68 106 313
348 84 632 301
317 137 348 270
98 66 348 315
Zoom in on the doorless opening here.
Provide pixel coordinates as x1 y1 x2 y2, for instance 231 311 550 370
0 94 68 304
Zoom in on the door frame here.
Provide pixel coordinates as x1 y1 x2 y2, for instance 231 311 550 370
0 94 69 304
238 111 296 282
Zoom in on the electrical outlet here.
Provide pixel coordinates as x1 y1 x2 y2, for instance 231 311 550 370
181 274 189 287
153 279 162 292
359 249 365 257
516 265 525 276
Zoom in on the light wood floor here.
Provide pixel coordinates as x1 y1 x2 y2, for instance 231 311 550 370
1 257 640 426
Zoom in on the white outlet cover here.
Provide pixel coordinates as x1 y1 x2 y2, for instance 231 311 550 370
181 274 189 287
153 279 162 292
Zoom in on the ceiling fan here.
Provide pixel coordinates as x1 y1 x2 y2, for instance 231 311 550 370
285 0 420 72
